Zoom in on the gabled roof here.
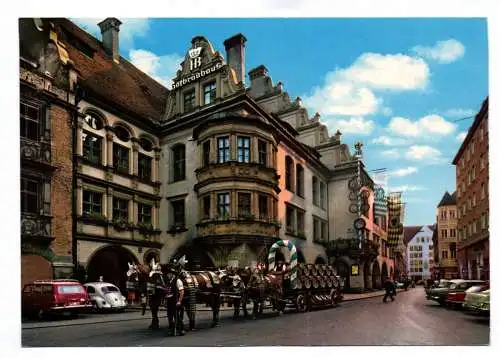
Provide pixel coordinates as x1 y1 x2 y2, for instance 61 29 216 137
437 191 456 207
403 226 422 245
51 18 168 123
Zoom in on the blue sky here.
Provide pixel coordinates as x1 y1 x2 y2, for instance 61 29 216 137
73 18 488 226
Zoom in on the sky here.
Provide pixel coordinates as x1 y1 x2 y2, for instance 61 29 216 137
72 17 489 226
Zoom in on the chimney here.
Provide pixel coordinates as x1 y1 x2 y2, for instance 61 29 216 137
98 17 122 63
223 33 247 85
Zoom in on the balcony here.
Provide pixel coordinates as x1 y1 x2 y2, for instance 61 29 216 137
21 213 53 242
20 138 54 170
194 161 279 192
196 216 280 245
326 238 380 260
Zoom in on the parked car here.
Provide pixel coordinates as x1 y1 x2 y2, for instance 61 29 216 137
84 282 127 312
22 279 92 319
445 284 489 309
463 288 490 316
425 279 486 306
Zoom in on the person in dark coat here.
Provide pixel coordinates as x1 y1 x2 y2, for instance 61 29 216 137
383 278 396 302
165 267 185 336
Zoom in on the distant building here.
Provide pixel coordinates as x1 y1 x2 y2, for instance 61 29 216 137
452 97 489 280
404 225 435 281
435 191 459 279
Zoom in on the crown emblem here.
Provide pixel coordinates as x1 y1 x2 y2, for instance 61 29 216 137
188 47 203 59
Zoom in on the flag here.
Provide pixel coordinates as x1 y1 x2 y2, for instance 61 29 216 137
387 192 403 246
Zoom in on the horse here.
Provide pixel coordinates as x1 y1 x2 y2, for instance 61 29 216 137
217 268 249 318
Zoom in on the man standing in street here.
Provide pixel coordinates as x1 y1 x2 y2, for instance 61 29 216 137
383 277 396 303
165 267 185 336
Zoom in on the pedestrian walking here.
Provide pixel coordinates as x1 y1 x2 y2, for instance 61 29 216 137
383 278 396 303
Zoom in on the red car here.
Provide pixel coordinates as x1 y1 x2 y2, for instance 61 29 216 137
446 284 489 309
22 279 93 319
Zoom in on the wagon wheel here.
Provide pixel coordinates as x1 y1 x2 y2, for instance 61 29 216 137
349 203 358 214
330 289 338 307
296 294 307 313
348 177 359 190
349 191 359 201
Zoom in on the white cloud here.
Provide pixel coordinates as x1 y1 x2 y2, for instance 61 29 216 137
444 108 476 118
390 167 418 177
456 131 468 142
405 145 442 161
411 39 465 64
390 185 424 192
371 136 410 146
381 149 400 158
129 49 183 89
302 52 430 119
337 53 430 90
388 117 420 137
387 114 456 137
71 18 150 51
382 107 393 116
324 116 375 135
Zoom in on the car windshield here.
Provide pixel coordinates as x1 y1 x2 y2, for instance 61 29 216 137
438 281 452 288
58 285 84 294
101 285 119 294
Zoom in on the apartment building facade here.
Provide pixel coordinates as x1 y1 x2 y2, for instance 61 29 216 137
434 191 459 279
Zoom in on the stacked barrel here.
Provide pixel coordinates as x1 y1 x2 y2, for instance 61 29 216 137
297 263 339 291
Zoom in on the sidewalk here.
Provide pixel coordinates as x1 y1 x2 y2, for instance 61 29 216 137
22 288 410 330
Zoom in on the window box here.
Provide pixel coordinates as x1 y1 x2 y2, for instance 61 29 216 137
238 213 256 220
167 224 188 234
215 214 231 222
111 218 134 231
81 212 107 225
136 222 158 237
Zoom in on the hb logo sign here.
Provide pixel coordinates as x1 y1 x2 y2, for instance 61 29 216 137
189 47 203 71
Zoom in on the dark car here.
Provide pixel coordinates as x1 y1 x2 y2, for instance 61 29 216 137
22 279 92 319
425 279 486 306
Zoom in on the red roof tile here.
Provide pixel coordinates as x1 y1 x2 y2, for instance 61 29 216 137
403 226 422 245
51 18 168 122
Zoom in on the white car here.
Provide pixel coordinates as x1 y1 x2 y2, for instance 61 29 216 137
84 282 127 312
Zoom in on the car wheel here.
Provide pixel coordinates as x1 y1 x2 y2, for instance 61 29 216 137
438 299 445 306
36 309 45 320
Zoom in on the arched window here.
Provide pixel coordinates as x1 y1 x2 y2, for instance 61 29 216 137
84 110 104 130
139 137 153 152
312 176 318 205
285 156 294 191
172 144 186 182
296 164 304 197
114 125 130 142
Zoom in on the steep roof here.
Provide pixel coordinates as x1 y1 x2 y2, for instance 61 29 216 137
51 18 168 123
403 226 422 245
437 191 456 207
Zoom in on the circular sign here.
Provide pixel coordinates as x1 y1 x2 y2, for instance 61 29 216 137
354 218 366 231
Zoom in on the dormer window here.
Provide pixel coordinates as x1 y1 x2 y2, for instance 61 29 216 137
203 82 216 105
184 90 196 113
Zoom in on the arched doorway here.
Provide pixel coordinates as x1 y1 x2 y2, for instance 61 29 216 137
86 245 138 293
334 259 350 290
315 256 326 265
381 262 389 282
363 261 372 290
372 261 381 289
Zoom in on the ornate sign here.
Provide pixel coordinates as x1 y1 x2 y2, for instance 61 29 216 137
351 264 360 276
20 68 69 102
387 192 403 246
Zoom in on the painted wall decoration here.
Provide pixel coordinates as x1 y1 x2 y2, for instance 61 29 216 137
387 192 403 246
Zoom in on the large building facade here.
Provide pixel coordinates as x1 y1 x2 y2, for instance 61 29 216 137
20 18 394 292
434 191 459 279
452 98 489 280
404 225 435 281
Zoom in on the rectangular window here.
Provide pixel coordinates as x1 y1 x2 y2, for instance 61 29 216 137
313 218 319 240
138 154 152 182
479 127 484 142
217 136 230 163
297 211 305 233
83 190 102 215
21 177 39 214
441 251 448 259
320 182 326 209
472 166 476 181
183 90 195 112
258 194 268 219
82 132 102 165
450 243 457 259
238 193 252 217
312 177 318 206
202 196 211 219
321 221 327 241
258 140 267 166
203 82 216 105
237 136 251 163
203 140 211 167
471 140 475 154
173 145 186 182
472 195 476 207
480 214 486 230
480 154 485 170
441 230 447 238
450 229 456 237
112 197 129 221
285 157 294 191
286 206 294 232
217 193 230 218
296 165 304 197
20 101 40 141
171 200 185 227
460 158 464 168
138 203 152 225
113 143 130 174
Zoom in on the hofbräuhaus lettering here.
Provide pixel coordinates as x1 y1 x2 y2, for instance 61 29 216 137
172 62 223 89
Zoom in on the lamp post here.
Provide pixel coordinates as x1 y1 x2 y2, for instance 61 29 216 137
354 141 364 249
